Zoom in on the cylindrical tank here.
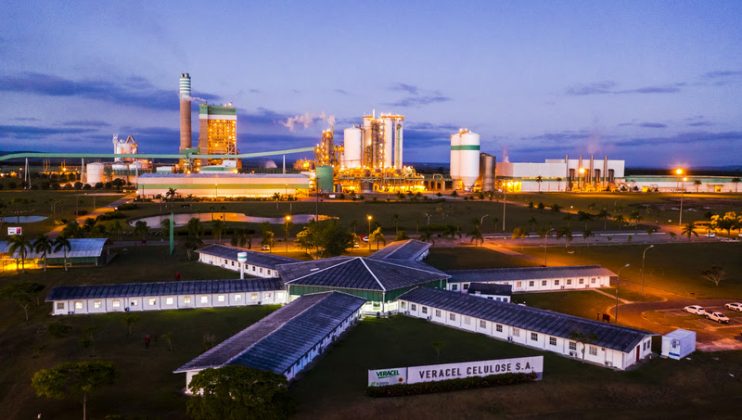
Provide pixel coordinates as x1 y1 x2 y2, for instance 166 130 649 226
179 73 192 151
459 130 481 191
479 153 496 192
86 162 107 185
316 166 334 193
343 127 362 169
383 117 394 169
450 131 461 182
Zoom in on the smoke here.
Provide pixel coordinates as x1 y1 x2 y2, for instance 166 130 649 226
281 112 336 132
501 145 510 162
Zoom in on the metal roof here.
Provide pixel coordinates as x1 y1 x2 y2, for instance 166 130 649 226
196 244 298 268
400 287 651 353
46 278 283 301
447 265 615 283
277 256 449 292
369 239 431 262
174 291 365 374
0 238 109 259
467 283 513 296
140 173 308 179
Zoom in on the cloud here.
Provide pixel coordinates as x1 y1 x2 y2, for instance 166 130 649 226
522 130 592 143
390 83 420 95
702 70 742 79
619 121 667 129
612 131 742 147
62 120 111 127
387 83 452 108
687 121 713 127
0 124 98 140
334 89 350 95
566 80 683 95
13 117 39 122
0 72 221 111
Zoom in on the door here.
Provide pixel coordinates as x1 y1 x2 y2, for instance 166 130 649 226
635 345 640 362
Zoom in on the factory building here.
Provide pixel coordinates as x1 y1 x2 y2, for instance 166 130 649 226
196 245 298 278
174 291 365 388
496 155 625 192
399 287 654 370
342 111 404 171
622 175 741 193
136 173 310 198
46 278 286 315
446 265 615 293
198 103 238 167
449 129 481 191
1 238 113 270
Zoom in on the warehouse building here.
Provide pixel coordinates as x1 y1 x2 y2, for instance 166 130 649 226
496 156 625 192
467 283 512 302
46 278 286 315
446 265 614 293
174 291 365 389
196 245 297 278
136 173 311 198
621 175 740 193
368 239 432 262
0 238 113 270
399 287 653 370
277 254 449 315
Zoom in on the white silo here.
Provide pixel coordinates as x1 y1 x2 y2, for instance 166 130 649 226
450 131 461 184
458 130 480 191
383 116 394 169
86 162 107 185
343 126 362 169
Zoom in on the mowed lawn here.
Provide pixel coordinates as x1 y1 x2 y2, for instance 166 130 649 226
425 246 538 270
514 290 618 320
292 316 742 419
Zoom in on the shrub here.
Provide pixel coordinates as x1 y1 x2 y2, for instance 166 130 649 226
367 372 536 397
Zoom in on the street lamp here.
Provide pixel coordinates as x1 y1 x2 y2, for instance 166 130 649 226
640 245 655 297
284 215 292 253
543 228 555 266
614 263 631 323
367 215 373 251
674 168 685 226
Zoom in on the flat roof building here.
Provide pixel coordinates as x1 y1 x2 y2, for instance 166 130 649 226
174 291 365 388
196 245 298 278
0 238 113 270
136 173 311 198
446 265 615 293
368 239 432 262
467 283 512 303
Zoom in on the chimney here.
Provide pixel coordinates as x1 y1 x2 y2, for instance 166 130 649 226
179 73 192 152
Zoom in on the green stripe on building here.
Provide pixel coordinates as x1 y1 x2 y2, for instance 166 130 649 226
138 183 309 190
451 145 480 151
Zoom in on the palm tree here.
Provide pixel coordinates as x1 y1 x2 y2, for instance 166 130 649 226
186 218 203 239
110 220 123 240
535 175 543 192
732 177 740 193
165 188 177 201
392 214 400 235
469 223 484 246
53 236 72 271
693 180 702 193
133 221 149 243
8 234 31 272
596 209 610 230
32 235 52 271
159 218 170 240
583 228 593 246
211 219 224 242
681 222 699 241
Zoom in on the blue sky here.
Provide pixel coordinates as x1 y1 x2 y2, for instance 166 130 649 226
1 0 741 167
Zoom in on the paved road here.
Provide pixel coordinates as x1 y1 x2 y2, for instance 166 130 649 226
48 193 135 238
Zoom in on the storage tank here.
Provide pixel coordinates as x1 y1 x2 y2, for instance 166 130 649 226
479 153 496 192
383 117 394 169
316 165 334 193
458 130 480 191
343 127 362 169
449 131 461 183
86 162 107 185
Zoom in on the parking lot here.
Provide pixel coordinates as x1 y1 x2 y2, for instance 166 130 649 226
641 303 742 349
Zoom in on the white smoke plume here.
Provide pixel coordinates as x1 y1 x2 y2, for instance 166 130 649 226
282 112 336 132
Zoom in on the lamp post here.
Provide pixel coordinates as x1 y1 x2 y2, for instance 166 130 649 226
367 215 373 251
614 263 631 323
640 245 654 297
284 215 291 253
674 168 685 226
501 184 508 232
543 228 555 266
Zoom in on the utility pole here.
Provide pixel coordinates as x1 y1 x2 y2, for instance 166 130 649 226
614 264 631 323
640 245 654 296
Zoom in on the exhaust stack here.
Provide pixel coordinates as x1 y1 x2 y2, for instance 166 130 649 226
179 73 192 152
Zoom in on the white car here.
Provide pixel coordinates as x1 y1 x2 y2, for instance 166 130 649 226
706 312 730 324
724 302 742 312
683 305 705 315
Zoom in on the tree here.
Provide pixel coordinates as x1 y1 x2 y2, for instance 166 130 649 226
469 223 484 246
8 234 31 272
186 365 291 420
693 179 702 193
596 209 610 230
369 226 386 250
535 175 543 192
681 222 699 241
295 226 316 255
31 360 116 420
211 219 225 242
187 217 203 239
33 235 53 271
261 226 275 252
134 220 149 242
556 226 573 248
392 213 400 235
0 282 45 321
165 188 177 201
395 229 409 241
53 236 72 271
315 221 354 257
110 219 123 240
701 266 725 287
62 221 82 238
583 227 593 245
732 177 740 193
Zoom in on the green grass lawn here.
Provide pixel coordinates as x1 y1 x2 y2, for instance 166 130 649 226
291 316 742 419
518 242 742 299
425 246 538 270
513 290 617 320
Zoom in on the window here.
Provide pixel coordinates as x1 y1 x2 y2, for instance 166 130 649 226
422 306 428 314
549 337 557 346
516 281 522 288
148 298 157 306
496 324 503 332
589 346 598 356
451 284 458 291
231 261 235 266
579 278 584 284
56 302 65 310
411 304 417 311
250 293 258 300
259 268 263 273
165 297 174 305
464 316 470 325
530 332 538 341
591 277 596 284
74 301 83 309
480 320 487 328
463 283 469 290
569 341 577 351
541 280 547 286
400 301 406 308
112 299 121 308
234 294 242 301
554 280 560 286
217 295 226 302
184 296 192 304
513 327 520 337
93 300 102 309
435 309 441 317
130 300 138 306
449 313 456 321
200 296 208 304
567 279 572 285
528 281 535 287
265 293 272 299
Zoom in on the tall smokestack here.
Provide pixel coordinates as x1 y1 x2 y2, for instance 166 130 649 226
179 73 192 152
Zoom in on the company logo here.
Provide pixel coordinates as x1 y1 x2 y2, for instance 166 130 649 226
375 369 400 379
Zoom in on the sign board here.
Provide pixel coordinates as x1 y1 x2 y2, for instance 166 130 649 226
237 252 248 263
7 227 22 236
368 356 543 387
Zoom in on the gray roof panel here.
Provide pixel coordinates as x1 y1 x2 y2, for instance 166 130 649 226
196 245 297 268
0 238 109 259
369 239 431 261
447 265 616 283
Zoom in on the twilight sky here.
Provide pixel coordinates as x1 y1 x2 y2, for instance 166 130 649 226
1 0 741 167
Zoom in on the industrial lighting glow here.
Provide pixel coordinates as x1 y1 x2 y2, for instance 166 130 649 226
674 168 684 176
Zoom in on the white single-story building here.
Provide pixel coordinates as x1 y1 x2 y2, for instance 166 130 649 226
446 265 615 293
0 237 114 270
368 239 432 262
399 287 653 370
496 157 625 192
45 278 286 315
467 283 512 303
621 175 740 193
196 244 297 278
174 291 365 391
137 173 311 198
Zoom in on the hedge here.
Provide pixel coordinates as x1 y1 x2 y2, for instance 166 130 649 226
367 372 537 397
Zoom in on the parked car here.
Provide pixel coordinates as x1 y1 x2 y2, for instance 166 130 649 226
261 245 271 251
706 311 730 324
724 302 742 312
683 305 705 315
